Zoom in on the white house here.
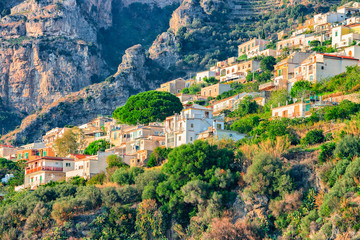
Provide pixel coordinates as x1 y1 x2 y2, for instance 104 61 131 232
164 104 244 148
343 45 360 58
314 12 346 26
290 53 359 87
1 174 14 184
196 71 216 83
332 25 360 48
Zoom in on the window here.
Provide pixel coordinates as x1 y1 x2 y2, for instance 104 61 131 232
114 132 117 140
40 176 42 183
190 137 193 141
66 163 71 167
321 66 324 70
25 152 29 159
43 151 47 157
179 136 182 141
217 124 222 129
214 87 217 92
191 123 194 128
335 31 338 37
18 154 22 160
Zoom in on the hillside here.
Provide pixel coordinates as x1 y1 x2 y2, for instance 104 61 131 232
1 0 342 144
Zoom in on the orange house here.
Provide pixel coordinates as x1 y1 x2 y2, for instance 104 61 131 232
17 147 56 162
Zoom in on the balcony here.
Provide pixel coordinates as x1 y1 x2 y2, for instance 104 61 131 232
259 82 275 91
26 166 63 174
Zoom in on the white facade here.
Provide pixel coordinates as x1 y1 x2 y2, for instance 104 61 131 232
196 71 216 83
165 104 244 148
165 104 223 148
292 53 359 84
314 12 346 26
332 26 360 48
272 102 307 118
343 45 360 58
347 16 360 25
1 174 14 184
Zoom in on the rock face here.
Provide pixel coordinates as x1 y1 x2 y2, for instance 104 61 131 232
169 0 207 33
2 44 163 144
0 0 109 113
121 0 182 8
149 32 180 69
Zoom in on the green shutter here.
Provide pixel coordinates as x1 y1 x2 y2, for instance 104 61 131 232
25 152 29 159
43 151 47 157
40 176 42 183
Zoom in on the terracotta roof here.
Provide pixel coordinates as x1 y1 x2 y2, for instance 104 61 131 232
0 145 13 148
71 154 91 159
320 53 359 60
27 156 74 163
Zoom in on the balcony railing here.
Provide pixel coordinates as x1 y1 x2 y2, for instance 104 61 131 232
26 166 63 174
259 82 275 91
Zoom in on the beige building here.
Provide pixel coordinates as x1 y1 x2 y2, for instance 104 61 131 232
290 53 359 88
24 156 74 189
156 78 186 94
0 145 18 160
43 127 71 148
65 152 113 180
238 38 269 58
200 83 232 98
220 59 261 82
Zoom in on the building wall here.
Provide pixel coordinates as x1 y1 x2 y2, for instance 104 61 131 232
201 84 232 98
272 103 305 118
196 71 215 83
238 38 269 57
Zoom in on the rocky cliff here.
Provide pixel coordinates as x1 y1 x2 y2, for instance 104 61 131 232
2 44 167 144
0 0 179 135
1 0 341 143
0 0 109 114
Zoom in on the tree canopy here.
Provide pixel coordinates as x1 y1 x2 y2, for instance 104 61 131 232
84 140 112 155
290 80 312 99
113 91 183 125
260 56 277 72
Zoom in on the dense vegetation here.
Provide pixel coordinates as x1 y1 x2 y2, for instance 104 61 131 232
84 140 112 155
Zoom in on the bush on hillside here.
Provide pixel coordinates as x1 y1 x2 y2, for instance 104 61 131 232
318 142 336 164
147 147 172 167
324 100 360 121
244 153 292 198
112 167 144 185
231 115 260 133
334 135 360 159
301 130 325 145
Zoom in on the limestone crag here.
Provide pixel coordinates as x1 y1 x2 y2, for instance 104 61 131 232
0 0 109 113
169 0 207 33
149 32 180 69
121 0 182 8
2 44 162 144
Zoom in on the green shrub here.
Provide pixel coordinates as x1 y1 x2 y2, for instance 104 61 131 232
244 153 292 198
101 187 120 206
84 140 112 155
319 157 360 217
231 115 260 133
87 172 106 185
327 159 351 187
117 185 141 204
334 135 360 159
318 142 336 163
301 130 325 145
